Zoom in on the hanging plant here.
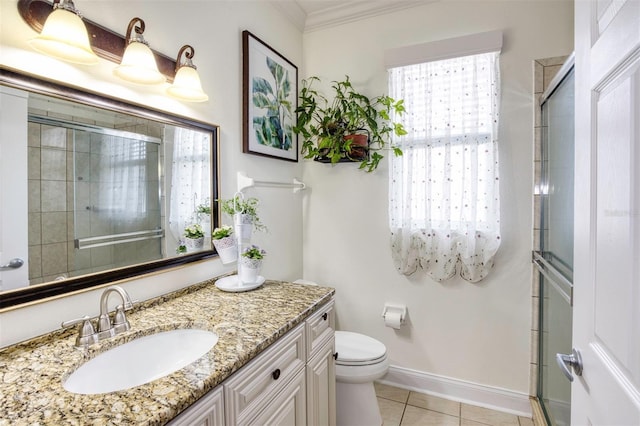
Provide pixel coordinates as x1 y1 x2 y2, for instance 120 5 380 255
293 75 407 172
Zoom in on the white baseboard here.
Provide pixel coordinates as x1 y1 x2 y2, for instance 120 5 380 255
378 365 532 417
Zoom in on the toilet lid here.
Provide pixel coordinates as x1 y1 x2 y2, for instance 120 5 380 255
335 331 387 366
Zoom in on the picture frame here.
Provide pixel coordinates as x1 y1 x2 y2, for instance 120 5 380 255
242 30 298 162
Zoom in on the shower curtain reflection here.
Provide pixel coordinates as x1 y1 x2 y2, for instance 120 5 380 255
168 126 211 251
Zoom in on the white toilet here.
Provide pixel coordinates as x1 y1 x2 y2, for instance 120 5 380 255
293 280 389 425
335 330 389 426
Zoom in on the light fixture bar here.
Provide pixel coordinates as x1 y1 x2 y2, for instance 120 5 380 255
17 0 178 81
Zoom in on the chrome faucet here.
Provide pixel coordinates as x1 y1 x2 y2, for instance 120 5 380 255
61 285 135 347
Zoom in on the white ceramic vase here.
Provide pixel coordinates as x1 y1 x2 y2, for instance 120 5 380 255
198 214 211 237
239 256 262 284
212 236 237 264
234 213 253 242
184 236 204 252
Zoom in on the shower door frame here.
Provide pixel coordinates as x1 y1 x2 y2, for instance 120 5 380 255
534 53 575 426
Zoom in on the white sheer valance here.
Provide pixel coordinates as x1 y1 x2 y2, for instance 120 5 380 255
388 51 501 282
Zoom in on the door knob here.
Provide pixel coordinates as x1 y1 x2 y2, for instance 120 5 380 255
556 348 583 382
0 258 24 270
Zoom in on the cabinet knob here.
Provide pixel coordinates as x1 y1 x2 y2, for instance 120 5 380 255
272 368 281 380
333 352 338 360
322 312 328 321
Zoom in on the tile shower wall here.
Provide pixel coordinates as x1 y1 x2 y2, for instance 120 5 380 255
27 109 164 285
27 122 69 284
530 55 568 396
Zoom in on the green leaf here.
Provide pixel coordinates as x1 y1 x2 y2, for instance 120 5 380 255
253 77 274 96
253 92 272 109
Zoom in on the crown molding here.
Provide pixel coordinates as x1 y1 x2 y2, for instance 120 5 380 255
271 1 307 32
269 1 432 33
304 1 431 33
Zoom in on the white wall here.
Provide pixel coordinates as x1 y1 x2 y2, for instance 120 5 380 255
301 0 573 396
0 0 575 404
0 0 304 347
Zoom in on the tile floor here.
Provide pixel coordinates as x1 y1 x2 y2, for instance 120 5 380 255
375 383 534 426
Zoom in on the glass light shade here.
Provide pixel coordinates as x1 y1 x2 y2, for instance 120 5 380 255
113 41 165 85
28 8 98 65
167 65 208 102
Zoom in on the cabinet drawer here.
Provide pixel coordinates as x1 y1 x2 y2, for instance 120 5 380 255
305 300 335 359
225 323 305 424
244 369 306 426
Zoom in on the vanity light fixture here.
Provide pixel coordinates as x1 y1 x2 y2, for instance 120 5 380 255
113 17 165 85
28 0 99 65
167 45 209 102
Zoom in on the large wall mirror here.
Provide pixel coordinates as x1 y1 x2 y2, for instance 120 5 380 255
0 68 220 309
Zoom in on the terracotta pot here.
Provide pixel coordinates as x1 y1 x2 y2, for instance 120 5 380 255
344 134 368 160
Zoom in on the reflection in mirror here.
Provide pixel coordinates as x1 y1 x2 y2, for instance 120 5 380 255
0 69 219 309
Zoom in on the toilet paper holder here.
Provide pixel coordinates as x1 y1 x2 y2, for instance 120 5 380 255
381 304 407 325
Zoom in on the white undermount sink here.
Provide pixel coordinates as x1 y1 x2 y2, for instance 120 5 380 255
63 329 218 394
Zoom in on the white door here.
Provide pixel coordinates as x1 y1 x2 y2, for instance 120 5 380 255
572 0 640 424
0 86 29 291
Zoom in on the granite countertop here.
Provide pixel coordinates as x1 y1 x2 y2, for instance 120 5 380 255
0 278 335 425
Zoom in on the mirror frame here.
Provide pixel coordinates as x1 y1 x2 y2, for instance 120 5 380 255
0 67 220 310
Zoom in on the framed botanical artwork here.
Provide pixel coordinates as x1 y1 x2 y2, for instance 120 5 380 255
242 30 298 162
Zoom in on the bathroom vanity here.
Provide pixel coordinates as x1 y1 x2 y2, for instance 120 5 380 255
0 278 336 425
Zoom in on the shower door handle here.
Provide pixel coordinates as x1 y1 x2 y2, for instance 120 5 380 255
556 348 583 382
0 258 24 270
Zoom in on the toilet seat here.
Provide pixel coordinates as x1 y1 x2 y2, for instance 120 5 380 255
335 331 387 366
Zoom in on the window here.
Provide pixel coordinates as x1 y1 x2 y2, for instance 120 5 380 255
388 51 501 282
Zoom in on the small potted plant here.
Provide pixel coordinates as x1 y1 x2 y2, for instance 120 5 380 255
239 244 267 284
183 223 205 252
219 194 267 240
196 198 212 216
212 225 237 264
293 75 407 172
195 198 212 235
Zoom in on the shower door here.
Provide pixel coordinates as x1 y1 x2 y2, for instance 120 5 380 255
72 127 163 272
534 60 575 426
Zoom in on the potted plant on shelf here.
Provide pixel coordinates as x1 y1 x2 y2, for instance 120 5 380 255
218 194 267 240
293 75 407 172
239 244 267 284
212 225 237 264
183 223 205 252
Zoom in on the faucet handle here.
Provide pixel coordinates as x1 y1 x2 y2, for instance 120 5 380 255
112 304 131 334
61 316 97 347
62 315 94 332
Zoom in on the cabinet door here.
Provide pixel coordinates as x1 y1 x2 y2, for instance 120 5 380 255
246 369 306 426
167 385 224 426
306 336 336 426
305 300 335 359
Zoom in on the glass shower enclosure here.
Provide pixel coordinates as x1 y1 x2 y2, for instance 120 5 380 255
534 55 575 426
